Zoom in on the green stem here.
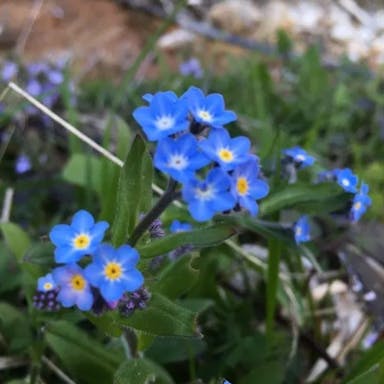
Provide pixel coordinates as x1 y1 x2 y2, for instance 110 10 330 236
129 179 178 246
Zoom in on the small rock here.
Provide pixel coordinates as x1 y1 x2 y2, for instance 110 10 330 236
157 28 197 50
208 0 261 35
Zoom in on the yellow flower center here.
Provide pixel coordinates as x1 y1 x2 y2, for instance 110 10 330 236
218 148 233 162
353 202 362 210
104 262 123 281
43 282 53 291
70 274 86 291
236 177 249 195
73 234 90 249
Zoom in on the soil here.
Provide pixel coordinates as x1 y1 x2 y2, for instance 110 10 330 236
0 0 162 79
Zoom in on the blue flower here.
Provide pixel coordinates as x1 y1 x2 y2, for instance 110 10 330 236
52 264 93 311
49 210 109 264
230 158 269 215
199 128 251 171
335 168 358 193
37 273 56 292
350 182 371 222
294 216 311 244
133 91 189 141
179 58 203 78
15 154 32 174
1 61 18 82
182 168 236 222
170 220 192 233
223 381 231 384
283 146 315 169
154 133 210 182
182 86 237 128
84 244 144 302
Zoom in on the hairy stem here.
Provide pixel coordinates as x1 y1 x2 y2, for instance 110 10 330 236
129 179 179 246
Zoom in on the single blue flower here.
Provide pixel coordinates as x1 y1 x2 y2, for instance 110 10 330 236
179 58 203 78
182 86 237 128
223 381 232 384
15 154 32 174
283 146 315 169
230 158 269 215
350 182 371 222
84 244 144 302
199 128 251 171
52 264 93 311
1 61 18 82
37 273 57 292
294 216 311 244
170 220 192 233
133 91 189 141
182 167 236 222
317 169 337 183
335 168 358 193
49 210 109 264
154 133 210 182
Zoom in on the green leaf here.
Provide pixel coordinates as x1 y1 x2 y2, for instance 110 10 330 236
0 302 32 353
62 153 102 194
344 341 384 383
0 222 31 262
0 242 21 293
111 135 151 246
152 253 199 298
345 364 383 384
116 293 198 337
114 358 174 384
46 321 122 384
100 115 132 223
259 182 347 216
138 224 236 259
146 337 205 364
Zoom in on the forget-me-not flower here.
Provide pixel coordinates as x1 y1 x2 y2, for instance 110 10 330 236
37 273 57 292
52 264 93 311
182 167 236 222
170 220 192 233
182 86 237 128
350 182 371 222
179 58 203 78
335 168 358 193
199 128 251 171
230 158 269 215
283 146 315 169
154 133 210 182
294 216 311 244
84 244 144 302
133 91 189 141
49 210 109 264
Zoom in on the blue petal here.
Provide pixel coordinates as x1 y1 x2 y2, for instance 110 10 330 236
84 263 103 287
188 201 214 222
57 288 76 308
54 246 83 264
100 281 125 301
122 269 144 292
213 110 237 126
205 93 225 113
207 168 230 190
239 196 258 216
249 179 270 200
231 136 251 157
71 210 95 232
212 193 236 212
49 224 74 246
90 221 109 243
76 290 94 311
117 245 140 269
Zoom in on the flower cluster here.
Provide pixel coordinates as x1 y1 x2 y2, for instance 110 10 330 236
34 210 144 312
318 168 371 222
0 59 76 126
133 86 269 222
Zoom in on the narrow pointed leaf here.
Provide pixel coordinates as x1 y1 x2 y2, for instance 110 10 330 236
0 222 31 263
137 224 236 259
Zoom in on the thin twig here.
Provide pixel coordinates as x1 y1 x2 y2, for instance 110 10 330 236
15 0 45 55
41 356 77 384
